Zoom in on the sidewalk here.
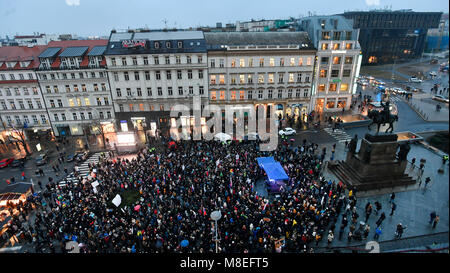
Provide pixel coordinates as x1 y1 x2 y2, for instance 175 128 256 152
400 93 449 122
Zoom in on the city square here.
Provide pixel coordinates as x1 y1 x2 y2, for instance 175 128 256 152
0 0 448 260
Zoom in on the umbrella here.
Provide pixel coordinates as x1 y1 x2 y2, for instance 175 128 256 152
290 139 295 142
214 132 232 142
180 239 189 247
134 205 141 211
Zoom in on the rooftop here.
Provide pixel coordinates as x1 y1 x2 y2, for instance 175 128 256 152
0 45 48 70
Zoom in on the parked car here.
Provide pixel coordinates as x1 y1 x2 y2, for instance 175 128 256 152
432 95 449 103
66 153 75 162
10 157 27 168
35 154 48 166
0 158 14 168
409 77 422 83
429 71 437 77
393 88 407 94
279 127 296 136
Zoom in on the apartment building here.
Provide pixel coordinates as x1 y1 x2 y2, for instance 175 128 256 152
36 40 115 137
104 30 208 136
299 15 362 114
0 45 51 142
204 32 316 125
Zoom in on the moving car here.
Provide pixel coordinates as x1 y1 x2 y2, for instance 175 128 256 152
35 154 48 166
409 77 422 83
392 88 406 94
66 153 75 162
0 158 14 168
75 150 90 162
432 95 449 103
279 127 296 136
10 157 27 168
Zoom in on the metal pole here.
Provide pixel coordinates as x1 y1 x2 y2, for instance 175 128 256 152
215 219 218 253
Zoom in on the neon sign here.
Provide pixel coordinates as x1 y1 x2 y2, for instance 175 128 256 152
122 40 147 48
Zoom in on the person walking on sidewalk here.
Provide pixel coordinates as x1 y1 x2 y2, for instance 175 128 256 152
395 223 406 239
327 231 334 245
365 202 373 223
424 177 431 188
389 192 396 204
390 202 397 216
21 171 26 181
374 201 382 216
432 215 439 229
429 211 437 224
410 157 416 169
374 226 382 240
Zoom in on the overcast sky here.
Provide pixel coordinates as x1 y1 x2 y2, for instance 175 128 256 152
0 0 448 37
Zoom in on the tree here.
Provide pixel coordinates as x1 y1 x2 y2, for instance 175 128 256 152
90 120 107 149
9 125 31 156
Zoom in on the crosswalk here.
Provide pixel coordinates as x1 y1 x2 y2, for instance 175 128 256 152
390 96 402 103
323 127 353 143
58 152 106 187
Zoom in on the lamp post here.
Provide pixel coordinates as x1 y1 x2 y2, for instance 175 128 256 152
210 210 222 253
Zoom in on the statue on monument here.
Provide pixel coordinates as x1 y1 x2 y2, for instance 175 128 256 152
380 100 390 122
397 142 411 162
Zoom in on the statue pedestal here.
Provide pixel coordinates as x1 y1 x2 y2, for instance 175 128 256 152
329 134 416 191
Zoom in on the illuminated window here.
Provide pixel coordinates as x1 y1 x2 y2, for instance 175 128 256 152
270 58 275 67
288 73 294 83
280 58 284 66
240 59 245 67
329 83 337 91
248 58 253 67
129 104 134 111
76 98 81 106
210 75 216 84
321 43 328 50
258 74 264 83
306 57 312 65
326 99 336 109
345 57 353 64
231 59 236 67
84 98 90 106
219 75 225 84
368 56 377 63
337 98 347 108
320 70 327 78
345 43 353 50
290 58 295 66
340 83 349 91
139 103 144 111
333 43 340 50
298 58 303 66
259 58 264 67
332 57 341 65
268 73 274 83
318 84 326 92
240 74 245 84
239 91 245 100
69 99 74 107
220 91 225 100
231 91 237 100
210 91 217 100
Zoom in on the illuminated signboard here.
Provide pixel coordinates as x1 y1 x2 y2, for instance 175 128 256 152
122 40 147 48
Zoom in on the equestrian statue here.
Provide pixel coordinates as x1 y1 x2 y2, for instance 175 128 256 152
367 101 398 133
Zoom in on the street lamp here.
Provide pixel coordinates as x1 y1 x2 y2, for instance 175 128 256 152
210 210 222 253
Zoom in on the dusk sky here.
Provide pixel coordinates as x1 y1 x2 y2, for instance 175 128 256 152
1 0 448 37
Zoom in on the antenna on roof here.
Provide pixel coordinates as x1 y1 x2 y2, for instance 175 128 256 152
162 18 168 29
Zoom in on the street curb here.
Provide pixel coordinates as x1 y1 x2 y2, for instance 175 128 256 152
418 140 448 156
398 95 449 123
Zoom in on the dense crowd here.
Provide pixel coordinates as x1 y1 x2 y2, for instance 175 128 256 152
4 137 364 253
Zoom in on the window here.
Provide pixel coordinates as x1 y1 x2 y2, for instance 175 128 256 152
258 74 264 83
32 87 38 95
99 112 104 119
280 58 284 66
50 100 55 108
166 42 171 48
290 58 295 66
139 104 144 111
143 57 148 65
231 59 236 67
111 58 116 66
127 88 132 96
268 89 273 99
258 90 263 99
19 74 24 80
68 99 75 107
177 70 182 79
231 91 236 100
219 59 224 68
80 113 86 120
188 70 192 79
27 100 33 109
343 69 351 77
259 58 264 67
62 73 67 79
145 71 150 80
94 84 99 91
321 57 329 64
107 111 111 118
124 72 129 81
240 74 245 84
333 31 341 40
296 89 301 98
297 73 302 82
119 104 124 112
178 87 183 95
333 43 340 50
219 75 225 84
5 88 11 96
147 88 152 96
199 86 204 95
76 98 81 106
176 56 181 64
345 31 352 40
82 84 87 92
61 113 66 121
57 99 63 107
248 58 253 67
345 43 353 50
104 97 109 105
198 70 203 79
322 31 330 40
306 57 312 66
168 87 173 96
54 114 59 121
321 43 329 50
329 83 337 92
46 86 51 93
14 115 21 125
79 73 84 79
278 73 284 83
288 89 292 98
210 59 215 67
248 90 253 99
230 76 236 84
269 58 275 67
116 88 122 97
337 98 347 109
134 71 140 80
137 88 142 96
72 113 78 120
113 72 119 81
165 56 170 64
240 59 245 67
157 87 162 96
248 74 253 84
71 73 75 79
121 58 127 66
210 75 216 84
10 74 15 80
28 73 33 79
320 69 327 77
101 83 106 91
345 57 353 64
210 91 217 100
318 84 326 92
340 83 349 91
129 104 134 111
332 57 341 65
154 56 159 64
155 71 161 80
326 99 335 109
331 70 339 77
288 73 294 83
18 100 25 109
187 56 191 64
277 89 282 99
96 98 101 106
198 55 203 63
177 41 183 48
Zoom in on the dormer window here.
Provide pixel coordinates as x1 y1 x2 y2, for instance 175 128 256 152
177 41 183 48
6 62 15 68
154 42 160 49
166 41 171 48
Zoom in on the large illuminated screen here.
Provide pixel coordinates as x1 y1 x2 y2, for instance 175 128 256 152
117 133 135 145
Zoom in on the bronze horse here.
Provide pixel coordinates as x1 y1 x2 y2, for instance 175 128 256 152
367 109 398 133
